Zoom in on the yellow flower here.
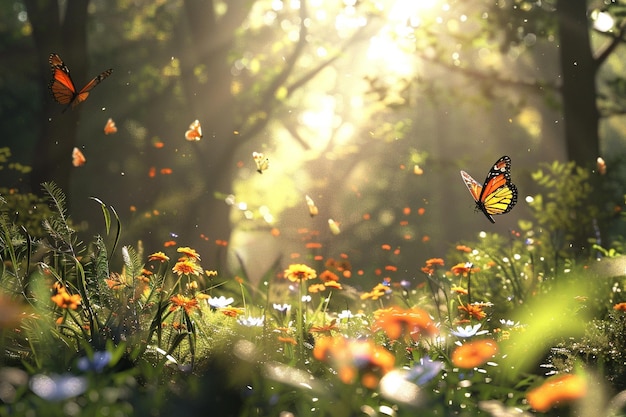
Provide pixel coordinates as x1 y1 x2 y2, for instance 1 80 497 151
148 251 170 262
324 281 343 290
172 259 203 276
308 283 326 293
284 264 317 282
220 306 244 317
451 285 468 295
177 247 201 261
360 283 389 300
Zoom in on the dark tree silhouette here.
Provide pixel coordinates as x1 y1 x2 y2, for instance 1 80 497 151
25 0 90 197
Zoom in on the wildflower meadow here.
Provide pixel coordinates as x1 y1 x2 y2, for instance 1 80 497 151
0 157 625 417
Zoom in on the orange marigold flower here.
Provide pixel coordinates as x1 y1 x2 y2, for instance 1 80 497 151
456 245 472 253
169 294 199 314
421 266 434 275
526 374 587 412
172 259 203 276
372 306 438 341
284 264 317 282
148 251 170 262
425 258 444 267
319 270 339 282
51 283 81 310
451 262 480 276
451 339 498 368
458 303 487 320
177 247 201 261
613 302 626 311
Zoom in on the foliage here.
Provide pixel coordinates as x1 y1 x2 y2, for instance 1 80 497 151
0 164 624 416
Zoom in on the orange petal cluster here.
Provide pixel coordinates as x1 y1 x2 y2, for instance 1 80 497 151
451 339 498 368
372 306 438 341
526 374 586 412
313 336 395 389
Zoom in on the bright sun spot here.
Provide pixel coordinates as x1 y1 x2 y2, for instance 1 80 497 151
389 0 439 22
591 10 614 32
365 0 441 76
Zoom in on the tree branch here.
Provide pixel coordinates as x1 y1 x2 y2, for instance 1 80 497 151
593 19 626 70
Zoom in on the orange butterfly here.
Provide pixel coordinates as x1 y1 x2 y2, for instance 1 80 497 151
104 118 117 135
72 147 86 167
184 120 202 141
49 53 113 112
460 156 517 223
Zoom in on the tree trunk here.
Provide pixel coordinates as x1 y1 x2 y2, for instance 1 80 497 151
556 0 600 167
26 0 90 199
175 1 253 268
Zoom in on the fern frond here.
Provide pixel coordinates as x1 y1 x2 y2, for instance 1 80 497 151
121 245 144 281
42 182 69 225
41 182 77 254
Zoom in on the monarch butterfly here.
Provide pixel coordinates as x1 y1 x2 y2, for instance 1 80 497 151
72 147 86 167
103 118 117 135
48 53 113 112
252 151 269 174
184 119 202 141
460 155 518 223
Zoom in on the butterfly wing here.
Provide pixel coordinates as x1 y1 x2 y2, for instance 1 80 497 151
476 156 517 222
73 68 113 107
48 53 112 111
72 147 86 167
104 118 117 135
49 54 77 111
460 156 517 223
184 120 202 141
460 170 483 201
253 152 269 174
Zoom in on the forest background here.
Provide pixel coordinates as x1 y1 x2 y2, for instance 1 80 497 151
1 0 625 285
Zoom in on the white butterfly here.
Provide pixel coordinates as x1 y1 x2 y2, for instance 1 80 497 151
252 152 269 174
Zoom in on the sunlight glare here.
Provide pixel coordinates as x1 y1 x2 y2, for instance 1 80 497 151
591 10 614 32
389 0 438 22
364 0 443 76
